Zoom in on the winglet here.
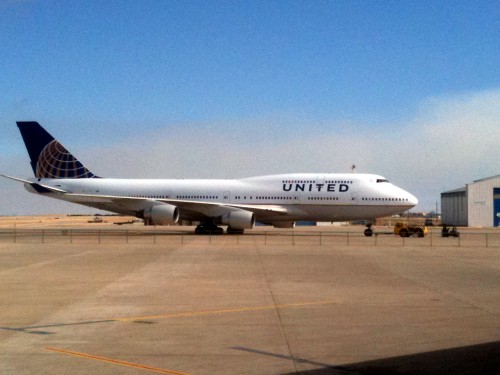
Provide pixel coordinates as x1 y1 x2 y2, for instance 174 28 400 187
16 122 98 179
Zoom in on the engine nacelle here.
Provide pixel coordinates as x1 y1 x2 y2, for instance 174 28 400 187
143 203 179 225
272 221 296 228
221 210 255 230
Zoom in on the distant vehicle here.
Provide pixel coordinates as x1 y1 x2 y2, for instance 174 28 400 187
394 222 428 237
2 121 418 235
441 225 460 238
424 219 434 226
88 216 103 223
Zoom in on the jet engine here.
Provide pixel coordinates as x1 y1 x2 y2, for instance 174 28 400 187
143 203 179 225
221 210 255 229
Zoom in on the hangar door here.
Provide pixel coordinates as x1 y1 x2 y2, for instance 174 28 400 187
494 188 500 227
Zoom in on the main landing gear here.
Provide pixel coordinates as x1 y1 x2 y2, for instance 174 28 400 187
226 226 244 235
194 222 245 235
195 223 224 235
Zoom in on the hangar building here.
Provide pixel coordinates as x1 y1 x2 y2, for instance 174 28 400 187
441 175 500 227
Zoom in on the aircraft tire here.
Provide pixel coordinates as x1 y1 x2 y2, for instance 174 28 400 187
227 226 244 235
195 224 224 235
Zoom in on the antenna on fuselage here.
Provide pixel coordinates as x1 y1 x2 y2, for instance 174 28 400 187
351 164 356 173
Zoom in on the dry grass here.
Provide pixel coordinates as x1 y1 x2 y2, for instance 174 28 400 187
0 215 137 228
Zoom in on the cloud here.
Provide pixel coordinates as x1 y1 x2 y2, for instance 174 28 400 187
2 88 499 215
401 89 500 202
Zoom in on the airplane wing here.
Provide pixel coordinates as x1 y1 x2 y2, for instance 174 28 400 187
71 193 287 217
1 174 288 220
63 193 288 219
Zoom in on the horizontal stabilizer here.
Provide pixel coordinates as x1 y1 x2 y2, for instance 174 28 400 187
0 174 68 193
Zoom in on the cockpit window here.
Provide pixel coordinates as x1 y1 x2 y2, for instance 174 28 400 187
376 179 389 183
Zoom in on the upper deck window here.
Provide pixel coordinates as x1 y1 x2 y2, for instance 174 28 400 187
376 179 389 183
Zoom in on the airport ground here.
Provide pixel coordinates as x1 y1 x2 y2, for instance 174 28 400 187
0 216 499 374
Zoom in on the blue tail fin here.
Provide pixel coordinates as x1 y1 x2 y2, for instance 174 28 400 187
17 121 97 179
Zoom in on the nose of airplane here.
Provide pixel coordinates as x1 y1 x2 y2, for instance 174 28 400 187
394 185 418 208
407 192 418 207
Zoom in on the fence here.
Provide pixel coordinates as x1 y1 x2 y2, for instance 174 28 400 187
0 228 499 247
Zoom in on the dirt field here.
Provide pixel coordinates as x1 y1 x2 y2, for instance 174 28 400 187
0 215 137 228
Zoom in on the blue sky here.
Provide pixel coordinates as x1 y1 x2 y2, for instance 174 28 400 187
1 0 499 215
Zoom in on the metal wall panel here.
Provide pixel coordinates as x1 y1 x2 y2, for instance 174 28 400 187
441 190 467 226
468 177 500 227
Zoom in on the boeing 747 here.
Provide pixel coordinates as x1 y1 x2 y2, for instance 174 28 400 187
2 122 418 234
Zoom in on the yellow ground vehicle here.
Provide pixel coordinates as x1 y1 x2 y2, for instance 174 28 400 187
394 223 428 237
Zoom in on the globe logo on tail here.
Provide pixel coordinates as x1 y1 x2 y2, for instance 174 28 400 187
36 140 95 178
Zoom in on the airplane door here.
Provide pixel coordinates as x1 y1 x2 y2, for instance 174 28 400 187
350 192 358 204
223 191 230 203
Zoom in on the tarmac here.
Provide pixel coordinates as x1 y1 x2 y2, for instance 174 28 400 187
1 225 500 374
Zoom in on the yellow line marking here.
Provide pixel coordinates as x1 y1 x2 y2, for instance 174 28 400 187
45 347 191 375
44 301 336 373
115 300 338 322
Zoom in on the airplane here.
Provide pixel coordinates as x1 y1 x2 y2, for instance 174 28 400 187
2 121 418 235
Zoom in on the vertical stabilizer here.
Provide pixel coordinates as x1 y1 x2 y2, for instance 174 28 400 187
17 121 97 179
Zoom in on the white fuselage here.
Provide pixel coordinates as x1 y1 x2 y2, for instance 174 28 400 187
25 173 418 223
